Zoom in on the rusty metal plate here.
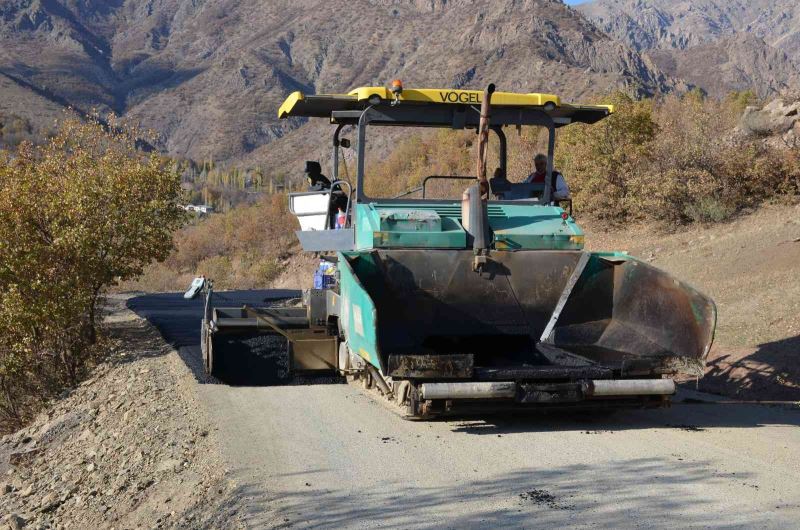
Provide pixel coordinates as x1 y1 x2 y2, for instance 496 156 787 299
517 382 584 404
387 354 474 379
288 330 337 372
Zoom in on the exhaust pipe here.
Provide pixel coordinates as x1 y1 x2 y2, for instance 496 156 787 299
588 379 676 397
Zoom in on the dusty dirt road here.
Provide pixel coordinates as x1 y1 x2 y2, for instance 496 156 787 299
128 292 800 529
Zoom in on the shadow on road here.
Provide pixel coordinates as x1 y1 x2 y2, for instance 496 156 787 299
228 456 768 529
443 398 800 434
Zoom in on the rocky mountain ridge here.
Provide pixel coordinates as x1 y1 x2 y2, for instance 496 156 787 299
0 0 674 165
579 0 800 56
579 0 800 97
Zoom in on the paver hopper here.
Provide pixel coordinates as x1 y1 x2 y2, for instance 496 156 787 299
199 83 716 418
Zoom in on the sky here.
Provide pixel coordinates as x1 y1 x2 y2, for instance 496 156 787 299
564 0 593 5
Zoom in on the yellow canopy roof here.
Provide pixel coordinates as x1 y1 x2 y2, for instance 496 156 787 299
278 86 614 125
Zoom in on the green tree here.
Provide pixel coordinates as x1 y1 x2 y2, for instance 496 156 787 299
727 90 759 114
0 115 184 429
556 92 658 220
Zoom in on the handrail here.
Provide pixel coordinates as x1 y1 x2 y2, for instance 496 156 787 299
421 175 475 198
371 176 571 208
328 179 353 229
392 186 423 199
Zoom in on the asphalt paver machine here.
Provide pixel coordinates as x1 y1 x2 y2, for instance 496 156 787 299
199 83 716 418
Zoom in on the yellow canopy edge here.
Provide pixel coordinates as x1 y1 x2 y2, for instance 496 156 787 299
347 87 561 107
278 86 614 119
277 91 305 119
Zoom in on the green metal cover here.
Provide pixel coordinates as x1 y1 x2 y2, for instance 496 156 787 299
490 204 584 251
354 201 583 251
355 203 466 250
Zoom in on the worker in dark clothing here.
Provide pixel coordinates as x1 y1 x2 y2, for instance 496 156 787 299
305 161 331 191
304 161 350 228
489 167 510 199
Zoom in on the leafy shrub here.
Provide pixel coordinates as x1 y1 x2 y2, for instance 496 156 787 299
365 129 474 198
557 93 658 220
683 197 736 223
557 91 798 224
0 115 184 430
196 256 234 288
0 113 36 148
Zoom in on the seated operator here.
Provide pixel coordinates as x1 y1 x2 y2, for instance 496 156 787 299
525 153 570 201
304 161 331 191
489 167 510 199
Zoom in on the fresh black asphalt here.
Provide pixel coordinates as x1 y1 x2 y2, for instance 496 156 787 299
126 289 301 383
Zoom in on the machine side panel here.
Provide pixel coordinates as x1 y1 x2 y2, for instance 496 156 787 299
295 229 355 251
354 203 380 250
337 251 384 372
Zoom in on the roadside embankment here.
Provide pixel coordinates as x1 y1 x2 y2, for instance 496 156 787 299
0 295 243 530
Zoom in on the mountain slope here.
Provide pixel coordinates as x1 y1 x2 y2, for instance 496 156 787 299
0 71 65 145
578 0 800 97
0 0 674 165
579 0 800 57
646 34 800 98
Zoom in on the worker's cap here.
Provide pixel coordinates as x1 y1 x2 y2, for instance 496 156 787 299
304 161 322 174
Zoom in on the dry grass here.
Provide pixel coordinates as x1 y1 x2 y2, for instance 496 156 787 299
123 194 299 292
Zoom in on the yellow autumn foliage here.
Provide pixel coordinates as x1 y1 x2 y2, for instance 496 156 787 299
557 91 800 223
0 115 184 430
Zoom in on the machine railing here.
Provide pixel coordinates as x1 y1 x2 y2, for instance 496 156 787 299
391 176 574 214
422 175 474 199
392 186 423 199
288 179 353 231
328 179 353 229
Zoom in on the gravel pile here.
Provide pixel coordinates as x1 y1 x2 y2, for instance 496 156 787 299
0 298 243 529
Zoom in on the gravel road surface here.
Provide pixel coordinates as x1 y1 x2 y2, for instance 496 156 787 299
128 292 800 529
